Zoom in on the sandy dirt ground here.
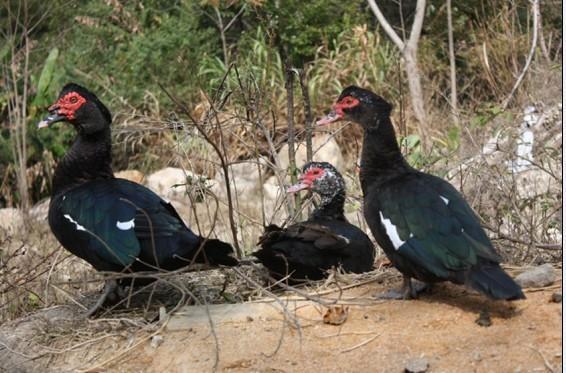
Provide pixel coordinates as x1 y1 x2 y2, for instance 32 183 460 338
42 276 561 373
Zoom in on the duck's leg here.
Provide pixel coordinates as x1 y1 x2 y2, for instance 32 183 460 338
404 277 432 299
375 276 431 300
85 280 122 318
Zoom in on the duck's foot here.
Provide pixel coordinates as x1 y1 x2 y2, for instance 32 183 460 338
374 277 431 300
85 280 126 318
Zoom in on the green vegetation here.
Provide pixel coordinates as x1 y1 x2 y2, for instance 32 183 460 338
0 0 562 207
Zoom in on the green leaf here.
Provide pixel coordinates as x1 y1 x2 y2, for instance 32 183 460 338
402 134 421 150
32 47 59 107
0 43 11 62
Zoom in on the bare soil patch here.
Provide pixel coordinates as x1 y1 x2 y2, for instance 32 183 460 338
1 268 561 372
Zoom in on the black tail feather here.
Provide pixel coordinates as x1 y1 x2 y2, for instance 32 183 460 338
467 264 525 301
200 238 239 266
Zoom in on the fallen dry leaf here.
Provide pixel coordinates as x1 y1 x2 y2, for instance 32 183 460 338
323 306 349 325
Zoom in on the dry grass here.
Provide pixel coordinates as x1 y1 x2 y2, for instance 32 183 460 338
1 60 562 324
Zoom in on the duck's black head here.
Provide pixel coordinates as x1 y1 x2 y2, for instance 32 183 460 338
317 85 392 130
38 83 112 135
287 161 345 200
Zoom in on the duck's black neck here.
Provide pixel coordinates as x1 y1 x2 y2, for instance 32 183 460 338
359 116 411 193
309 190 346 221
52 127 114 196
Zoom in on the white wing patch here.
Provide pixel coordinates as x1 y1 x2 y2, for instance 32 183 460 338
337 234 351 244
116 219 135 230
63 214 86 231
440 195 449 205
379 211 405 250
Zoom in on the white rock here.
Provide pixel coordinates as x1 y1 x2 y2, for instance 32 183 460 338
278 134 345 172
0 208 24 235
263 175 283 201
29 199 50 222
146 167 205 201
210 161 264 202
115 169 145 184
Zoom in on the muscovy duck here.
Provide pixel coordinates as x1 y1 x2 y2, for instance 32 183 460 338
317 86 525 300
39 83 238 316
253 162 375 281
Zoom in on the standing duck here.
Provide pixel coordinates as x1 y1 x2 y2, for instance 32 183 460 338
253 162 375 281
317 86 525 300
39 83 238 316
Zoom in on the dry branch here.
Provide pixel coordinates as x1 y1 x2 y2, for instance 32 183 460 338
284 61 300 214
367 0 429 148
158 82 242 258
502 0 540 109
299 68 314 162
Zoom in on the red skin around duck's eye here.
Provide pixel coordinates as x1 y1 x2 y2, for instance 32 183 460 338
49 92 86 120
333 96 360 116
302 167 325 184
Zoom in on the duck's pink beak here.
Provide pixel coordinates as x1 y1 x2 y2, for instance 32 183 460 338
316 109 343 126
287 174 313 193
286 182 310 193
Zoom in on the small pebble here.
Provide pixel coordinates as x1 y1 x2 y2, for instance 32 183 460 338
246 316 254 322
404 357 429 373
150 335 164 349
472 351 482 362
550 292 562 303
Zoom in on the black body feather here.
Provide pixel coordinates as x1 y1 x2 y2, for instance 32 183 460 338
45 84 237 279
330 86 524 300
253 162 375 281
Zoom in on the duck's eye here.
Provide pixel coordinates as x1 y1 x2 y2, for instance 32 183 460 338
69 96 78 104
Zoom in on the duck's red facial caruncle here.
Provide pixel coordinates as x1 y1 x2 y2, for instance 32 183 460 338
38 91 87 128
287 167 326 193
316 95 360 126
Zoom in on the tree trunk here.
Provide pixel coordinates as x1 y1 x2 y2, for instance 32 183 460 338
368 0 429 150
404 53 428 149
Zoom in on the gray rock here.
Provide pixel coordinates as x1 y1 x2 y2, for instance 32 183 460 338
0 306 81 372
404 357 429 373
515 263 556 288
